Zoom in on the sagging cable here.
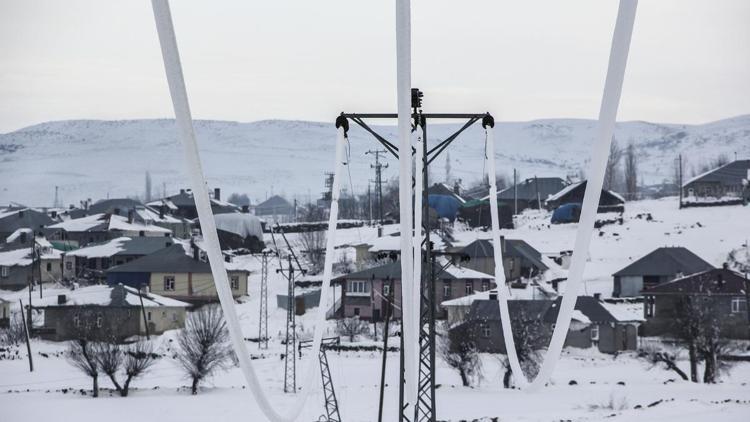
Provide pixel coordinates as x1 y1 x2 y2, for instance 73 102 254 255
487 0 639 391
152 2 347 419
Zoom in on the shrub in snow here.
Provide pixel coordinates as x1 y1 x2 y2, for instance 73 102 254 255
336 316 369 343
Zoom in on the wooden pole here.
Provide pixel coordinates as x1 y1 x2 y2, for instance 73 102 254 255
138 287 151 339
19 300 33 372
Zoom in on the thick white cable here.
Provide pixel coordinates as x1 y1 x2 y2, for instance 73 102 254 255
395 0 418 414
151 1 345 420
489 0 638 391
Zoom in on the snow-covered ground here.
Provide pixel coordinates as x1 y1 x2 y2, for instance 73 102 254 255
1 198 749 421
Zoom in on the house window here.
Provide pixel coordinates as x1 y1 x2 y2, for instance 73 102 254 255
354 307 360 316
163 275 176 291
645 296 655 318
101 257 110 270
481 280 490 291
138 231 145 237
46 262 52 272
480 323 491 338
172 313 178 322
590 325 599 341
443 282 452 299
382 283 391 296
230 275 240 290
347 280 370 296
73 315 80 327
465 281 473 295
147 311 152 321
731 297 747 313
87 258 97 269
65 261 72 270
95 314 103 328
0 266 8 278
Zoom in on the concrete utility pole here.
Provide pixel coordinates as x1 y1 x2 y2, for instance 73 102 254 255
366 149 389 223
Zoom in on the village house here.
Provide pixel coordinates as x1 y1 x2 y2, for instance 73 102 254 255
546 180 625 223
682 159 750 204
254 195 295 223
451 294 638 354
332 260 494 321
457 237 549 283
62 236 176 281
47 213 172 248
86 198 193 238
105 243 249 304
148 188 239 220
199 212 264 251
0 207 55 241
0 234 63 290
490 177 567 213
37 284 190 342
642 267 750 339
612 246 714 297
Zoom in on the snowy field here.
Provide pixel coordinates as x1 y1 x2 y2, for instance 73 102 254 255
1 198 749 421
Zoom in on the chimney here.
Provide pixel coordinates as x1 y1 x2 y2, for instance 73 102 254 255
377 226 383 238
159 205 166 219
241 205 249 213
499 235 506 255
51 210 57 218
127 209 134 224
57 294 67 305
593 293 601 301
489 290 498 301
180 188 186 195
453 180 461 195
114 207 121 216
20 231 27 244
214 188 221 201
552 278 559 292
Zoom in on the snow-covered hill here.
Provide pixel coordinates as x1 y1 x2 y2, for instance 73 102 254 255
1 115 749 206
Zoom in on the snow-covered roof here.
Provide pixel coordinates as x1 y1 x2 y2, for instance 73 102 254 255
600 301 645 322
107 214 172 234
66 237 130 258
441 290 492 307
570 309 590 323
37 284 190 308
546 182 581 202
48 213 108 232
213 213 263 238
0 248 33 267
5 228 32 243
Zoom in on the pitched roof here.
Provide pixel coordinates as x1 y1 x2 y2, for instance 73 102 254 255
490 177 567 201
546 180 625 204
67 237 174 258
612 247 714 277
643 268 748 295
428 183 466 204
334 260 493 282
88 198 144 215
37 284 190 308
683 159 750 187
107 244 211 273
543 296 618 324
461 238 549 271
256 195 292 209
466 299 552 321
0 208 54 233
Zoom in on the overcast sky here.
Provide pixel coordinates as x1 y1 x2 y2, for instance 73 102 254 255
0 0 748 133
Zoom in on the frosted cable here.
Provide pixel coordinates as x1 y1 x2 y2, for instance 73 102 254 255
395 0 418 414
489 0 638 391
151 1 346 419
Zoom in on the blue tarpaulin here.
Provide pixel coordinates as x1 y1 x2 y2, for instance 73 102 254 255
551 203 582 224
428 194 461 221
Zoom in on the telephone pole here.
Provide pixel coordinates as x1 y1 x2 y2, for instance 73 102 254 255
278 256 297 393
366 149 389 223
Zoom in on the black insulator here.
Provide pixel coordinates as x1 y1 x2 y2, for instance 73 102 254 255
482 113 495 129
335 113 349 135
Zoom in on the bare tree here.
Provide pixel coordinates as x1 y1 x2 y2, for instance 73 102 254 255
0 311 27 346
336 316 369 342
638 344 688 381
500 307 545 387
176 305 233 394
624 142 638 200
67 339 100 397
298 230 326 274
95 340 157 397
604 138 623 192
439 326 481 387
